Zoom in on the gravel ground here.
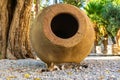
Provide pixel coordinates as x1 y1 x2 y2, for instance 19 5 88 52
0 57 120 80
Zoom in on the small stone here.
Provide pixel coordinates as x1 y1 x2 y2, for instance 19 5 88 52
99 76 105 80
82 64 88 68
117 70 120 72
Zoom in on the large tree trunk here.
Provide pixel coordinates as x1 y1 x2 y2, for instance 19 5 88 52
0 0 35 59
0 0 9 59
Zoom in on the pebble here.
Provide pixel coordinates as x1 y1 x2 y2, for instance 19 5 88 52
0 58 120 80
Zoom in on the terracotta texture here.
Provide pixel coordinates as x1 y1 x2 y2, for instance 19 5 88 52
30 4 95 66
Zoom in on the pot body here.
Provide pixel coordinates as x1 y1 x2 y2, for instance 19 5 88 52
30 4 95 65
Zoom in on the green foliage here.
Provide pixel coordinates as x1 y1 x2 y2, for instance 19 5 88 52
84 0 108 44
63 0 85 8
85 0 120 44
113 0 120 5
85 0 112 24
102 3 120 37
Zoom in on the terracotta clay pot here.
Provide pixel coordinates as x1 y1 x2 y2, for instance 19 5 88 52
30 4 95 66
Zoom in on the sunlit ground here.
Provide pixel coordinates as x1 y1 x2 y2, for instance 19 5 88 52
86 55 120 60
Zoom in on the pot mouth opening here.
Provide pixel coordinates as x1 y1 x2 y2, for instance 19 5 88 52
51 13 79 39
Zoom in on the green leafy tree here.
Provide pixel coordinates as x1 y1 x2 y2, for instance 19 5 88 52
63 0 86 8
85 0 120 44
102 3 120 43
84 0 115 53
85 0 108 45
113 0 120 5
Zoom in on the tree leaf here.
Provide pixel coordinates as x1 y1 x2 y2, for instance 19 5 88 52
24 73 30 78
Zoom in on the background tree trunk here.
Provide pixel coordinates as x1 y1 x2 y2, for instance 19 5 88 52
35 0 40 15
0 0 35 59
116 29 120 47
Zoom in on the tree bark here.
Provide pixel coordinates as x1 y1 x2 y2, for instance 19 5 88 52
103 35 108 54
0 0 9 58
116 29 120 47
0 0 35 59
35 0 40 15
